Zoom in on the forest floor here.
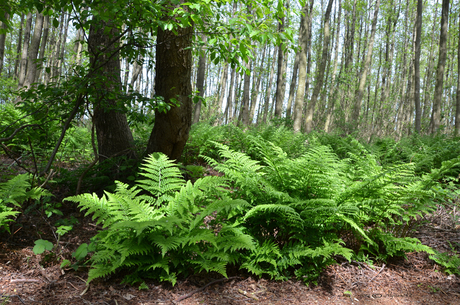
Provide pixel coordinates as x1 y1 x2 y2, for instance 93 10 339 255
1 159 460 304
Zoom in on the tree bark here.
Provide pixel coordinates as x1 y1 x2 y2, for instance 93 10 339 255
0 13 9 75
430 0 449 134
193 34 207 125
146 18 193 161
17 12 33 88
286 50 299 118
350 0 380 130
23 12 44 88
88 17 135 162
274 0 289 117
240 59 252 125
293 1 314 132
35 14 49 83
414 0 422 133
304 0 333 133
455 12 460 137
262 48 277 123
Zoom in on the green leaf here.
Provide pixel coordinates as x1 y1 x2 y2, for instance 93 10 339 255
72 243 89 261
33 239 53 255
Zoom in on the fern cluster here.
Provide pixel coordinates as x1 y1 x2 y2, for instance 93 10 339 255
66 153 253 285
202 136 459 280
68 125 460 284
0 174 48 232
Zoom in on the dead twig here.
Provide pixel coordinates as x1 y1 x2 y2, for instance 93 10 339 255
173 276 241 303
10 278 41 283
367 263 385 284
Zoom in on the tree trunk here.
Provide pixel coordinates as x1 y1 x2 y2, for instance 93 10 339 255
262 48 277 123
324 0 342 132
88 17 135 162
35 14 49 83
274 0 289 117
304 0 333 133
350 0 380 129
17 12 33 88
23 12 44 88
0 14 9 75
414 0 422 133
249 45 266 123
293 1 314 132
146 18 193 161
193 35 207 125
240 60 252 125
430 0 449 134
455 12 460 137
286 50 300 118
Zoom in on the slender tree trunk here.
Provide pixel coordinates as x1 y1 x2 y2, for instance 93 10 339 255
304 0 333 133
286 51 300 118
325 0 342 132
240 60 252 125
217 64 228 124
293 2 313 132
455 12 460 137
414 0 422 133
350 0 380 129
23 12 44 88
422 1 439 123
14 14 24 79
193 34 207 124
430 0 449 134
35 14 49 83
18 12 33 88
249 46 266 123
225 65 236 123
263 48 277 123
147 12 193 161
0 14 9 75
274 0 289 117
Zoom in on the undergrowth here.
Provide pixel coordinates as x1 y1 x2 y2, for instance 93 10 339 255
66 124 460 285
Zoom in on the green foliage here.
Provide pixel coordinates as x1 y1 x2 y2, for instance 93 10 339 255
65 153 253 285
0 174 48 232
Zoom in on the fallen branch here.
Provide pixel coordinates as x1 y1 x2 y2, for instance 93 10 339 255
174 276 241 303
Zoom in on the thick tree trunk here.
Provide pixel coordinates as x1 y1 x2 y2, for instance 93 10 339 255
414 0 422 133
304 0 333 133
146 22 193 161
17 12 33 88
193 35 207 125
23 12 44 88
350 0 380 129
88 18 135 162
430 0 449 134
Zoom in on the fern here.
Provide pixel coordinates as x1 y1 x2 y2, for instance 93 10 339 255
67 153 253 285
0 174 48 233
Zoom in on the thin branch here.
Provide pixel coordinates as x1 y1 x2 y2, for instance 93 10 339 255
0 124 41 142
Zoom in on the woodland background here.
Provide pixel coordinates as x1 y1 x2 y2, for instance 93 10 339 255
1 0 460 297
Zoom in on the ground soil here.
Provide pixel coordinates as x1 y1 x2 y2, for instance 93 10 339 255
1 159 460 304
